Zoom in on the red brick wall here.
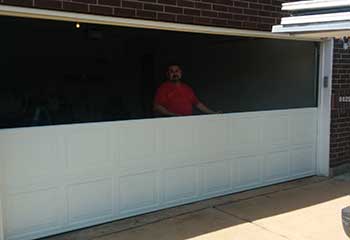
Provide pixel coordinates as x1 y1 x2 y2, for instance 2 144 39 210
0 0 290 31
330 40 350 167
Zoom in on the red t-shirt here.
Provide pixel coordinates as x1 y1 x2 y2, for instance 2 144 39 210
154 82 200 116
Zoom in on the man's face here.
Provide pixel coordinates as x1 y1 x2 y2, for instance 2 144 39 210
167 65 182 82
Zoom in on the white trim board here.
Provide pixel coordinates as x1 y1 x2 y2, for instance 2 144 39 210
316 39 333 177
281 12 350 26
272 21 350 37
283 0 350 11
0 5 320 41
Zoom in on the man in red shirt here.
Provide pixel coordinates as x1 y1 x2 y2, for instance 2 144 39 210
153 65 218 116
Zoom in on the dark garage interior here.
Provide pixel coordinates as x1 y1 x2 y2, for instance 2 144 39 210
0 16 319 129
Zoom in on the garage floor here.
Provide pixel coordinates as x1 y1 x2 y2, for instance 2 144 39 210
44 175 350 240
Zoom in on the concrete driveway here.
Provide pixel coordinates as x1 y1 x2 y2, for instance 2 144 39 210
45 174 350 240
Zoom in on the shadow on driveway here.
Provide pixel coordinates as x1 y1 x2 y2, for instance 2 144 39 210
43 176 350 240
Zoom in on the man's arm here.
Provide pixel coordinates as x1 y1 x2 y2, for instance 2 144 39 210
153 104 177 116
196 102 217 114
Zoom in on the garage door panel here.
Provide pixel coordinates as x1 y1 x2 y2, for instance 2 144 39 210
231 117 261 149
118 124 159 172
163 166 197 204
263 151 290 183
200 160 231 196
119 122 158 159
160 119 195 154
118 171 159 216
194 117 230 151
67 178 113 226
65 127 112 172
1 130 63 187
290 146 316 177
238 155 263 188
5 188 63 238
1 108 318 240
262 114 289 147
290 113 317 145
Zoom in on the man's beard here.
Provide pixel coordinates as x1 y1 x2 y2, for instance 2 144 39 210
170 76 181 82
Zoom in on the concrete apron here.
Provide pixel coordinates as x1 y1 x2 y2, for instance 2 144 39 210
44 176 350 240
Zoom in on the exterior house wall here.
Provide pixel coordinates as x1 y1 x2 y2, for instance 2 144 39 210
0 0 289 31
0 0 348 168
330 40 350 168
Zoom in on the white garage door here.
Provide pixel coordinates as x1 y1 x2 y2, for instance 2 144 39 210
0 108 317 240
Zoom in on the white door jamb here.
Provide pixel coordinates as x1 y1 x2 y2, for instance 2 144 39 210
316 39 333 176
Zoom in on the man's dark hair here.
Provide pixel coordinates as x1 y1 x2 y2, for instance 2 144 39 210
166 63 182 70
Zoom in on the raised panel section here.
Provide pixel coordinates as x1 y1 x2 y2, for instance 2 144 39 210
195 118 229 151
65 127 111 171
262 115 289 147
231 117 261 151
264 151 289 183
5 188 62 237
290 147 316 176
120 121 157 161
161 120 194 154
238 155 263 188
1 130 61 186
201 161 231 195
119 171 158 215
163 166 197 203
290 113 317 145
67 178 113 226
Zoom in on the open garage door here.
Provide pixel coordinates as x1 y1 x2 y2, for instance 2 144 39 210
0 14 329 240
